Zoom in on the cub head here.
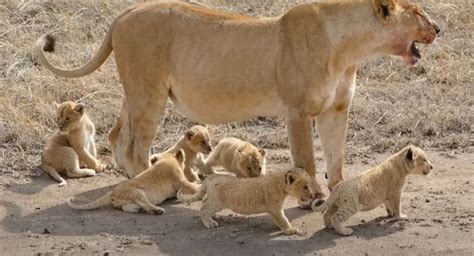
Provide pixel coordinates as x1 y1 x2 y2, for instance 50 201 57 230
237 143 266 178
184 125 212 154
285 167 314 203
402 145 433 176
53 101 85 132
373 0 440 65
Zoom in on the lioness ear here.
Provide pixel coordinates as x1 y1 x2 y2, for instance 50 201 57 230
175 149 185 163
285 171 296 185
406 146 416 161
259 148 266 157
74 103 84 115
185 130 195 141
373 0 396 21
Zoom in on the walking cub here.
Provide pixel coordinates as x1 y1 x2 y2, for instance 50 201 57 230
41 101 105 186
198 137 266 178
178 167 314 235
312 146 434 236
68 150 199 214
150 125 212 182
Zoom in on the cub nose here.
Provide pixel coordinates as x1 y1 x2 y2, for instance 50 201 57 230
429 164 434 170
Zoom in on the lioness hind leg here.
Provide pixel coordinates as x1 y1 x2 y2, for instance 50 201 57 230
42 164 67 187
331 207 356 236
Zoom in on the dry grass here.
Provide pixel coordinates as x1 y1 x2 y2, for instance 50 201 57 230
0 0 472 178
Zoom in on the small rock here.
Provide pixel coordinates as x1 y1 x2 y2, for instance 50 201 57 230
79 242 87 250
425 198 430 203
43 228 50 234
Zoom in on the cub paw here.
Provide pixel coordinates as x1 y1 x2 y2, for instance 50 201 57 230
58 181 67 187
203 219 219 228
151 208 165 215
336 227 353 236
395 213 408 220
95 162 107 172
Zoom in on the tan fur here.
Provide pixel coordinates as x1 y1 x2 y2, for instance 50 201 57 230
312 146 434 236
148 125 212 181
178 167 314 235
41 101 105 186
198 137 266 178
67 150 199 213
35 1 439 198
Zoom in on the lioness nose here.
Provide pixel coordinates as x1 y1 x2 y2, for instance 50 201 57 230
433 23 441 34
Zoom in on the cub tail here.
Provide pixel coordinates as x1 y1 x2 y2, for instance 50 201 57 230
67 192 112 210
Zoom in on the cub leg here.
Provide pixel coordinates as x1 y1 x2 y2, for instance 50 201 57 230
42 164 67 187
66 168 96 178
268 209 303 235
199 147 220 176
384 200 394 217
178 179 201 195
133 190 165 215
122 203 141 213
323 205 338 229
331 207 356 236
200 197 222 228
388 191 407 219
183 165 200 183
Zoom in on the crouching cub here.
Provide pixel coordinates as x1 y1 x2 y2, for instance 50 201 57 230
312 146 434 236
41 101 105 186
198 137 266 178
68 150 199 214
150 125 212 182
178 167 314 235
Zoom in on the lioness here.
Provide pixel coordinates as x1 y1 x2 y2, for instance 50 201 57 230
41 101 105 186
149 125 212 182
198 137 266 178
68 150 199 214
312 146 433 236
178 167 314 235
35 0 440 198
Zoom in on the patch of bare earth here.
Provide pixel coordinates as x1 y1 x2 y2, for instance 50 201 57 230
0 0 472 255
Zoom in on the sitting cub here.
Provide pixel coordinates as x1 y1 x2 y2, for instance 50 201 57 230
150 125 212 182
178 167 314 235
198 137 266 178
41 101 105 186
312 146 434 236
68 150 199 214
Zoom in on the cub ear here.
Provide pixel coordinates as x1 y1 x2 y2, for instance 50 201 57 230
373 0 396 21
185 130 195 141
406 146 416 161
237 144 246 154
285 171 296 185
259 148 266 157
74 103 85 115
52 102 60 109
175 149 186 163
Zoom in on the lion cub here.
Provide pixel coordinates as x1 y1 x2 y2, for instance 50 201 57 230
150 125 212 182
178 167 314 235
198 137 266 178
68 150 199 214
312 146 434 236
41 101 105 186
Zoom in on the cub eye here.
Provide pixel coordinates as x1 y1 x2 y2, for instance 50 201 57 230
303 186 309 191
258 167 262 171
247 167 252 171
201 141 206 145
65 117 70 122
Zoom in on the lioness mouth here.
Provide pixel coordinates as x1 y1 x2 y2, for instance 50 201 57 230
411 42 421 59
404 41 422 66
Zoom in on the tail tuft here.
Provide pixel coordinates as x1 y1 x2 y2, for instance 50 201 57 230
43 34 56 52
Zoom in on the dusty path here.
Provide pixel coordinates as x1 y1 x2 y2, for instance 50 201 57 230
0 151 472 255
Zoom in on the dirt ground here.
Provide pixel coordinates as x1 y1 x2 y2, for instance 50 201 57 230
0 150 472 256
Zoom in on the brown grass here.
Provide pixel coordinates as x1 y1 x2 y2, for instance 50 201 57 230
0 0 472 178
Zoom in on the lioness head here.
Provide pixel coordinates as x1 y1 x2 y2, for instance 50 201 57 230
237 143 266 178
185 125 212 154
285 167 314 203
402 145 433 176
373 0 440 65
53 101 85 132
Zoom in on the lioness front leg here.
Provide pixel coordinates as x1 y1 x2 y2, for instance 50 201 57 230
269 209 303 236
317 66 356 190
287 111 324 201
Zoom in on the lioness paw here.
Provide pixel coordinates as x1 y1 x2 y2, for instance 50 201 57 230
58 181 67 187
